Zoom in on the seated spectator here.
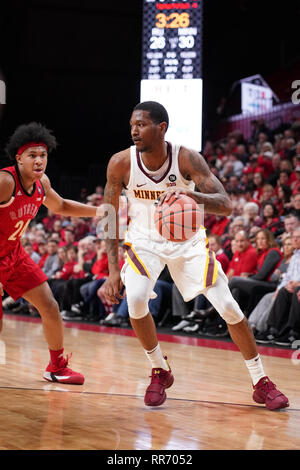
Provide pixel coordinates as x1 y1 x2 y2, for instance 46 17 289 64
23 242 41 264
261 202 282 234
291 192 300 217
210 215 230 237
276 213 300 245
42 239 60 279
171 233 230 333
267 153 281 186
291 164 300 194
221 216 248 261
255 227 300 345
229 229 282 316
48 245 83 298
242 202 263 230
274 170 290 197
58 228 76 248
226 231 258 280
37 241 49 269
54 239 97 317
257 143 274 180
66 239 110 321
248 236 294 335
275 184 293 216
252 170 265 201
42 209 61 232
102 265 173 328
260 184 276 205
70 217 91 241
52 219 64 240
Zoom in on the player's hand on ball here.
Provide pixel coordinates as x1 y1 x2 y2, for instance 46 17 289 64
158 188 191 206
103 273 124 304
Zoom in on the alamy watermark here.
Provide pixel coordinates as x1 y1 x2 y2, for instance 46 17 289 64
95 197 204 241
0 80 6 105
291 80 300 105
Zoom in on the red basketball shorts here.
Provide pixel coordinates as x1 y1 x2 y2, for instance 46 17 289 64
0 242 48 301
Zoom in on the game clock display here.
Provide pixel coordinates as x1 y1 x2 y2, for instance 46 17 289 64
142 0 203 80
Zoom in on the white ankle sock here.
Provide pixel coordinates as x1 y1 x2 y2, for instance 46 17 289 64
245 354 266 386
145 343 169 370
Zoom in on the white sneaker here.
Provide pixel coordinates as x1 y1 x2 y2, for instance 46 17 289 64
183 324 200 333
103 312 116 323
71 303 82 314
172 319 190 331
2 296 15 308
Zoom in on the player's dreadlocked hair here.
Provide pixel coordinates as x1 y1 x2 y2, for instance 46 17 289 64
5 122 57 160
133 101 169 130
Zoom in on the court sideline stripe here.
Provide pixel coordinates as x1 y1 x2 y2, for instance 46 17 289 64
3 313 297 359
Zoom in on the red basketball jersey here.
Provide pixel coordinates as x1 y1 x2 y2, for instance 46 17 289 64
0 165 45 257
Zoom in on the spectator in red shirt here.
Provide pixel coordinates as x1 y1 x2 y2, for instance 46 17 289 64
252 170 265 201
207 234 229 273
229 229 282 316
70 217 91 241
274 170 290 197
275 184 293 216
291 165 300 194
37 242 49 269
58 228 77 248
261 202 282 234
260 184 276 205
226 231 258 280
47 245 87 307
65 240 110 321
257 142 274 179
210 215 230 237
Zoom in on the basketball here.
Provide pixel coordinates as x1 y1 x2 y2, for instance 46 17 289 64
154 193 202 242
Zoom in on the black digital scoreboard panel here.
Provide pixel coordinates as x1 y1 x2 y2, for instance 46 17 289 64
142 0 203 80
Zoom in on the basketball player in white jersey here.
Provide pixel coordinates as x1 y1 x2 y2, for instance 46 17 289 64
102 101 289 410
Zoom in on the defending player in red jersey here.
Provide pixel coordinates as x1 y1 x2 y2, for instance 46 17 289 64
0 122 99 384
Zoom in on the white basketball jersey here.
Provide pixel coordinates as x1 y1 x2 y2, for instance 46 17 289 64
124 142 195 241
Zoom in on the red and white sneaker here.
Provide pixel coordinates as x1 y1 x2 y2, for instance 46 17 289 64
253 376 289 410
43 353 84 385
144 357 174 407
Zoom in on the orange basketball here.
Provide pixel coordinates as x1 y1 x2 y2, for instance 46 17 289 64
154 193 202 242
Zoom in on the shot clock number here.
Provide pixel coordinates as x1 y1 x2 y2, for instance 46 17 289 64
155 12 190 29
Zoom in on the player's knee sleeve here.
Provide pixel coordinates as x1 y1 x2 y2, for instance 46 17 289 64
124 264 155 320
127 291 149 319
206 274 244 325
218 297 244 325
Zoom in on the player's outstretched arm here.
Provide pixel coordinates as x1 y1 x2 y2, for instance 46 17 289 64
41 174 98 218
0 172 15 205
160 148 232 216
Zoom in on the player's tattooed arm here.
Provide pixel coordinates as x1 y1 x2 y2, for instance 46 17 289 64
103 152 128 272
180 149 232 216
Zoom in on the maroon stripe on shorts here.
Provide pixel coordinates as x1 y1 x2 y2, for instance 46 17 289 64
124 244 149 278
206 250 215 287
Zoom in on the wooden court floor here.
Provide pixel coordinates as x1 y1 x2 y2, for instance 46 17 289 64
0 314 299 451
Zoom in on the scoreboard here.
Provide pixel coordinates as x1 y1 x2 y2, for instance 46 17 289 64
140 0 203 150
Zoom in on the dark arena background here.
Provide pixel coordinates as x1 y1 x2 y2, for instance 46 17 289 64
1 1 299 197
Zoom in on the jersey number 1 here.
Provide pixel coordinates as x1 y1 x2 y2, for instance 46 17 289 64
8 220 31 241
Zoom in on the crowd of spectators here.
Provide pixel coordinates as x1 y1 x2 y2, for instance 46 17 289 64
2 118 300 348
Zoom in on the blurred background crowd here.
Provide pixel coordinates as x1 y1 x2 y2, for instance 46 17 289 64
2 117 300 348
